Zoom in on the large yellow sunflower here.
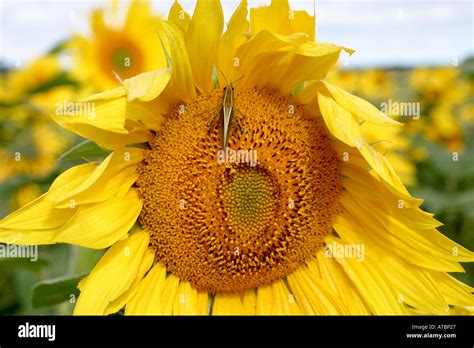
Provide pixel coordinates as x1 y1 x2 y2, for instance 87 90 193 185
70 0 167 91
1 0 473 315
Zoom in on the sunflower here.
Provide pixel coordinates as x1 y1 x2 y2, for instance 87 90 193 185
0 110 67 182
326 68 415 185
327 68 395 102
70 0 167 91
1 0 473 315
407 66 472 152
0 56 74 182
1 55 76 111
10 183 42 210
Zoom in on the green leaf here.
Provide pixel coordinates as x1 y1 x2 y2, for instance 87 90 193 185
0 257 50 272
59 140 111 162
71 246 104 275
6 127 39 160
31 274 86 308
414 136 474 179
292 82 305 97
27 72 78 95
0 266 19 313
414 188 474 214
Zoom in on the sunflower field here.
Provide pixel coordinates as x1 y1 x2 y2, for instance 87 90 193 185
0 0 473 318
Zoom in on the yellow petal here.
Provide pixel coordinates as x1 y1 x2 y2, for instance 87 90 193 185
341 162 426 215
241 290 256 315
317 84 364 148
0 226 58 246
84 124 151 150
104 249 155 315
276 43 351 94
55 189 142 249
213 292 245 315
47 148 143 207
125 263 167 315
185 0 223 92
315 254 370 314
121 1 168 74
82 87 126 102
54 97 129 134
123 68 171 102
47 163 98 202
160 273 180 315
271 280 302 315
337 196 465 272
255 284 273 315
81 97 159 132
168 0 191 32
160 21 196 103
0 194 75 231
0 163 127 245
341 166 474 265
330 213 451 314
334 224 462 315
124 0 155 32
327 236 405 315
250 0 290 35
52 94 154 149
255 280 303 315
233 30 349 93
74 231 153 315
358 142 408 195
315 82 408 195
90 9 106 36
217 0 249 83
173 281 208 315
250 0 315 39
380 257 449 314
430 272 474 307
285 274 315 315
231 30 304 83
287 267 345 315
290 10 315 41
321 81 401 126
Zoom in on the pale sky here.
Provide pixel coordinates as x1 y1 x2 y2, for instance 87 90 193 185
0 0 472 68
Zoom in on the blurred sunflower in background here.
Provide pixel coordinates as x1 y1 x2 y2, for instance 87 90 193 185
327 67 415 186
327 68 395 103
0 0 473 316
70 0 167 91
0 55 78 210
407 66 472 152
0 53 83 314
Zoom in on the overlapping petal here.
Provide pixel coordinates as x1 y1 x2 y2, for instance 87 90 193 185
74 231 154 315
216 0 249 84
231 30 352 93
185 0 224 92
249 0 315 40
0 149 143 248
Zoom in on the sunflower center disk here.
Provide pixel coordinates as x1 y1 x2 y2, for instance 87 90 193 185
137 88 342 293
99 35 144 80
221 167 278 237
